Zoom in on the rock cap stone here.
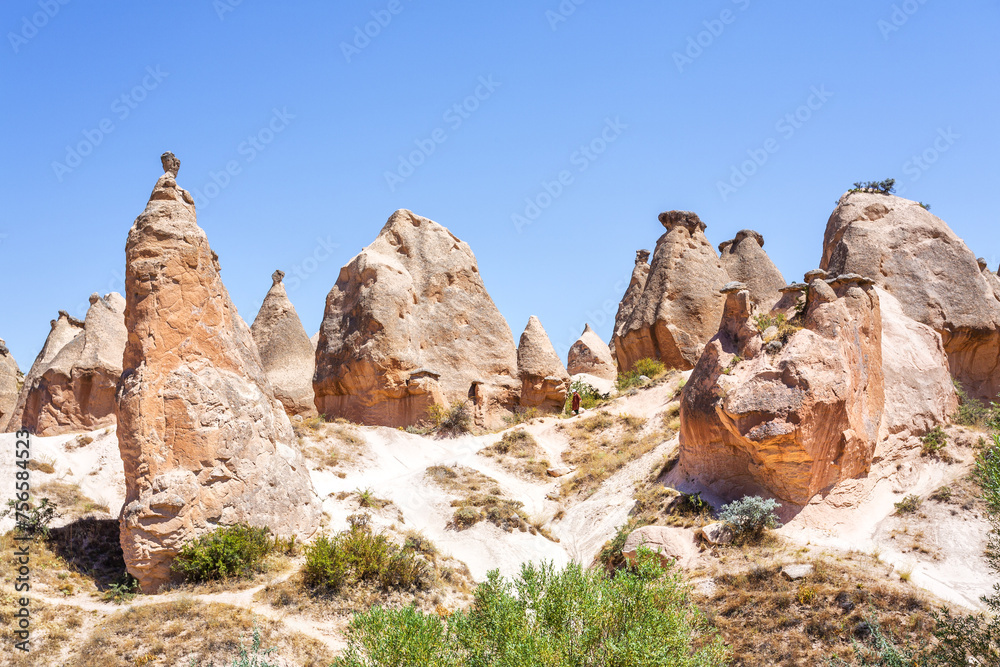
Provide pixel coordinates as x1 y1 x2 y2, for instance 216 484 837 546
658 210 706 234
804 269 827 282
720 281 748 294
160 151 180 177
779 282 809 293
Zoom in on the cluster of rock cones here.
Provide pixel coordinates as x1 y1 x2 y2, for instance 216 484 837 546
3 152 998 592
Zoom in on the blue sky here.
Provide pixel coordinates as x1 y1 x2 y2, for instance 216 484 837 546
2 0 998 370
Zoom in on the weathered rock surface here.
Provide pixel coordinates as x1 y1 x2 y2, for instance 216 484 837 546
697 522 734 545
566 324 616 381
821 192 1000 399
611 249 651 357
117 153 321 592
718 230 786 311
11 294 126 436
612 212 729 372
250 270 317 417
622 525 691 568
877 288 956 438
314 209 520 428
678 277 885 506
0 339 20 432
518 316 571 412
6 311 85 433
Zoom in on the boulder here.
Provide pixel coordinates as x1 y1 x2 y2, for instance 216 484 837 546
250 270 317 417
821 192 1000 400
780 563 814 580
518 316 571 412
116 153 321 592
9 294 126 436
697 522 734 545
0 339 20 432
610 249 651 357
566 324 616 381
877 288 957 438
678 278 885 506
314 209 520 428
622 525 689 568
612 212 729 372
718 230 786 311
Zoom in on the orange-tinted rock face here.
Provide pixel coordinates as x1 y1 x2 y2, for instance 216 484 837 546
679 278 885 506
13 294 126 436
822 192 1000 400
517 316 570 412
116 153 321 593
612 211 729 373
314 209 520 428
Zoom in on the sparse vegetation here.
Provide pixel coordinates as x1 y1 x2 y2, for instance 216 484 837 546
719 496 782 543
894 494 922 515
921 426 948 456
332 555 728 667
617 357 666 390
849 178 896 195
919 201 932 211
502 406 539 426
951 381 1000 430
427 401 473 437
425 465 546 537
172 524 275 583
561 379 610 415
1 496 60 537
480 430 549 478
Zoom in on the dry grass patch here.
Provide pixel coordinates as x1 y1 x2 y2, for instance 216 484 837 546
300 422 368 471
693 542 945 666
65 598 333 666
480 429 549 479
34 480 110 517
0 593 85 666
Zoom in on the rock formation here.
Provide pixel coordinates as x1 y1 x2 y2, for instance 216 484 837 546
314 209 520 428
5 311 85 432
821 192 1000 400
0 339 20 432
116 153 321 592
566 324 616 381
10 294 126 436
718 230 786 311
250 270 317 417
678 276 885 506
611 249 651 357
612 211 729 372
517 316 571 412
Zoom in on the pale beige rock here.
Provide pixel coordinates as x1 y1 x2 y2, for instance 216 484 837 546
0 339 20 432
622 525 690 568
566 324 616 381
518 316 571 412
718 230 786 311
697 522 734 545
679 279 885 506
251 270 317 417
314 209 520 428
612 212 729 372
821 192 1000 400
611 250 651 358
877 288 957 438
781 563 814 580
14 294 126 436
116 153 321 593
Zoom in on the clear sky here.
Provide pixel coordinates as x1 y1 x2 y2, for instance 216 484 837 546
2 1 997 371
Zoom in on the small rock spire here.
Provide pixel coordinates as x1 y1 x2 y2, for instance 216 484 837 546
272 269 285 286
160 152 180 177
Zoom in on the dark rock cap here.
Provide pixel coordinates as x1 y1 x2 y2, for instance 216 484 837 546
272 269 285 285
160 152 180 177
659 210 706 234
636 249 651 264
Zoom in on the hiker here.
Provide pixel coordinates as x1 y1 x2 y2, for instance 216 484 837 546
571 391 581 415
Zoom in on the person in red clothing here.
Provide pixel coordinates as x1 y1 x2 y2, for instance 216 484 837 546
571 391 581 415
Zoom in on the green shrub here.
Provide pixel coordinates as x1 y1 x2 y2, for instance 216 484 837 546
303 521 431 595
719 496 782 542
894 495 922 515
849 178 896 195
428 401 473 436
952 381 1000 429
171 524 274 583
921 426 948 455
332 555 728 666
617 358 666 390
102 574 140 604
1 497 59 538
562 380 610 415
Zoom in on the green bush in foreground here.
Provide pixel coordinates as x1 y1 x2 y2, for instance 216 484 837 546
172 524 273 583
617 357 667 390
332 553 729 667
303 516 431 594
